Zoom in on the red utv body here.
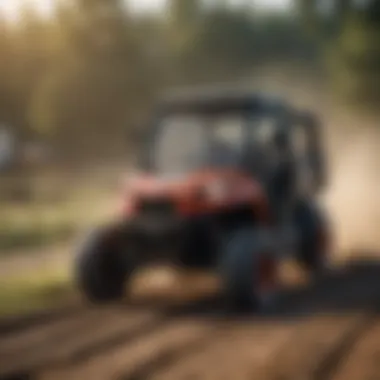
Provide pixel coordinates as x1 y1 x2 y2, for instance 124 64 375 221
75 88 331 311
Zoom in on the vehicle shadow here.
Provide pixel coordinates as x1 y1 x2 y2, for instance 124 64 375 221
267 255 380 318
138 252 380 321
1 253 380 338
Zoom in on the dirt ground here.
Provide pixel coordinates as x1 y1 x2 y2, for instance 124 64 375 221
1 75 380 380
1 256 380 380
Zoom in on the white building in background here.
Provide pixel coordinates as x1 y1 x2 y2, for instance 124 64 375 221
0 125 15 170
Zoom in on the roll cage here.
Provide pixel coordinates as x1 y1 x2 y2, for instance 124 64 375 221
137 90 326 192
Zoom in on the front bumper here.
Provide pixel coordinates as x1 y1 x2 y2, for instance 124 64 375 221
127 215 186 260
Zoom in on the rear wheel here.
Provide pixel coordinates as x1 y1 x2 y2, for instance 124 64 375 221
220 228 278 313
75 224 136 303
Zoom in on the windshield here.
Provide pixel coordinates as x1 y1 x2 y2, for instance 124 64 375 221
152 112 281 175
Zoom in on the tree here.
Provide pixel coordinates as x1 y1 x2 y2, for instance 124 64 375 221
30 0 158 157
0 17 17 130
298 0 380 107
0 4 54 140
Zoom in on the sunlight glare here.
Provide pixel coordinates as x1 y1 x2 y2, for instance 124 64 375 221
0 0 54 20
0 0 292 20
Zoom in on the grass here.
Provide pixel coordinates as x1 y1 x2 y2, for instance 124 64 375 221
0 266 74 317
0 170 121 317
0 210 76 253
0 185 115 255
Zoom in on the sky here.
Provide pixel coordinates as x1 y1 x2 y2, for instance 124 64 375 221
0 0 292 20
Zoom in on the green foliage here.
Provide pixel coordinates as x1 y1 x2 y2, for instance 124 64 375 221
0 0 322 158
167 2 314 84
298 0 380 108
0 7 54 139
0 267 73 317
192 9 257 70
29 1 159 153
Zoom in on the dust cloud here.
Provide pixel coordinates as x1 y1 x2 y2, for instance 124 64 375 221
251 66 380 256
324 114 380 256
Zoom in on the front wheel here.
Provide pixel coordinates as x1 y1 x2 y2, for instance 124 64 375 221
74 224 136 303
219 228 278 313
295 201 331 278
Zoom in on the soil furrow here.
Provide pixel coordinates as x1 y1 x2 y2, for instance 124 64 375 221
147 319 299 380
120 273 343 380
331 321 380 380
0 307 115 354
0 309 160 378
257 314 370 380
38 318 217 380
2 258 380 380
0 304 83 337
116 323 222 380
255 266 380 380
146 262 380 380
0 293 224 378
312 315 376 380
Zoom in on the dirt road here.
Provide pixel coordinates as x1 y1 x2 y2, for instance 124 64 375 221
1 257 380 380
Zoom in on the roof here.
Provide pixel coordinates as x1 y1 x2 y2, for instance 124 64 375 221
157 86 289 114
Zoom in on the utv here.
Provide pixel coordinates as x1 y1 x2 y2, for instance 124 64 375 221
75 88 331 311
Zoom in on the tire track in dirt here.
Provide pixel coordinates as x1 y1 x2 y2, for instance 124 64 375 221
2 259 380 380
33 271 336 380
258 314 373 380
144 314 374 380
0 295 224 380
311 317 375 380
330 321 380 380
0 304 83 337
145 319 300 380
0 307 121 355
38 268 342 379
252 263 380 380
127 263 380 380
38 318 219 380
0 307 162 379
